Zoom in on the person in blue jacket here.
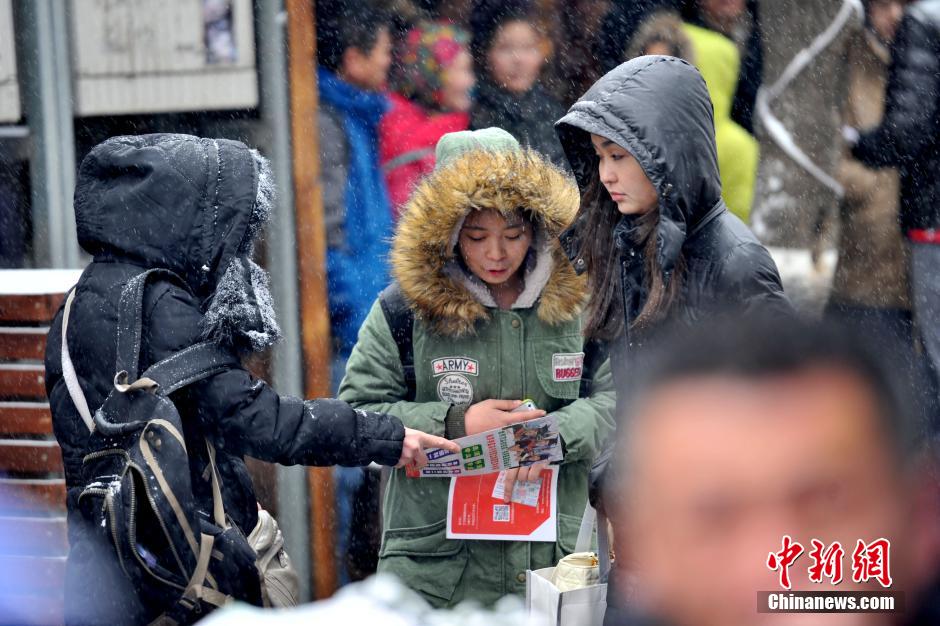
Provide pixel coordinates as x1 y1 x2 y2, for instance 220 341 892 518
316 0 394 368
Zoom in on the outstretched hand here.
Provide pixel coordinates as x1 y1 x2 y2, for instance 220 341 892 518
396 428 461 469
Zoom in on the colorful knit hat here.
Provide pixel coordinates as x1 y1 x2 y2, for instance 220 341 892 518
391 20 471 111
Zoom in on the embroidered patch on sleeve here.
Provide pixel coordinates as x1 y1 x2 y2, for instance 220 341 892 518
552 352 585 382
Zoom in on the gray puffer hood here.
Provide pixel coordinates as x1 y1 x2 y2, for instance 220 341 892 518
555 56 722 275
75 133 279 352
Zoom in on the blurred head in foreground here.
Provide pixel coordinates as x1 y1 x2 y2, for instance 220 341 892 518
608 315 940 626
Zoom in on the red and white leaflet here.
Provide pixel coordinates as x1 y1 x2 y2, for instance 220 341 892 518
446 466 558 541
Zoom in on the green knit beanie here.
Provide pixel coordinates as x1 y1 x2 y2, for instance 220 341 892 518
434 127 522 170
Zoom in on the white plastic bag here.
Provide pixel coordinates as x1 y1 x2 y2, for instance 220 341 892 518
525 504 609 626
526 567 607 626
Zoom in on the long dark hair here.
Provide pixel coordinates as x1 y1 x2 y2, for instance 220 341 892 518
579 168 684 341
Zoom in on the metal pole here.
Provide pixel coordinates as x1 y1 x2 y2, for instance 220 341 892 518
53 1 77 265
16 0 79 268
256 0 311 602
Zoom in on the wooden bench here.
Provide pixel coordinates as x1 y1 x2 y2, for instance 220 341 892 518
0 270 81 626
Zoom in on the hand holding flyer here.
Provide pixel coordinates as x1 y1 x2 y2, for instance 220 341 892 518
492 470 543 506
406 414 563 478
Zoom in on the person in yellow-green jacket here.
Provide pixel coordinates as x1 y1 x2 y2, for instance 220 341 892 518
626 10 759 222
338 127 616 607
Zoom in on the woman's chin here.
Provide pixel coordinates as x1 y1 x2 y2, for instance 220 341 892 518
479 275 510 286
475 269 521 287
616 202 654 216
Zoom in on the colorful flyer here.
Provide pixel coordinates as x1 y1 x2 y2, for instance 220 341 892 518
446 466 558 541
407 415 562 478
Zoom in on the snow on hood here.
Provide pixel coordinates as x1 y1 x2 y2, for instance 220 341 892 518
75 133 280 351
75 133 259 299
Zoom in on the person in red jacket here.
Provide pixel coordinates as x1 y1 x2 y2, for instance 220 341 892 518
380 21 476 216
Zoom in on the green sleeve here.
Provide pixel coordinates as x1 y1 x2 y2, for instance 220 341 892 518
552 357 616 464
338 300 451 436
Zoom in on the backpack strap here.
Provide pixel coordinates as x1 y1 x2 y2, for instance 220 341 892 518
109 268 239 398
61 288 95 433
579 338 609 398
378 283 416 401
114 268 193 384
144 342 241 397
99 344 239 437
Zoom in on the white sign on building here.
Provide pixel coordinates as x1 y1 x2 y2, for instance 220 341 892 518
70 0 258 115
0 0 21 123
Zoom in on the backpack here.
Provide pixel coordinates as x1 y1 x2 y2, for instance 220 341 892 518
377 282 609 401
61 269 265 624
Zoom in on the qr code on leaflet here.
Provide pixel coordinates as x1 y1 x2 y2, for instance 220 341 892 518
493 504 511 522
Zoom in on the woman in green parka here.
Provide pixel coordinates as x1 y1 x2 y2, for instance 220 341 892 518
338 128 616 607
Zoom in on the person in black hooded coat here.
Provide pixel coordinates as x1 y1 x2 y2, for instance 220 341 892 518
556 56 790 396
597 0 679 74
468 0 567 165
44 134 452 624
555 57 790 625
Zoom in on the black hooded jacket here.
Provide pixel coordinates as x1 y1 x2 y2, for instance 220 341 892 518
556 56 790 392
852 0 940 233
44 134 405 623
470 78 568 166
555 57 789 626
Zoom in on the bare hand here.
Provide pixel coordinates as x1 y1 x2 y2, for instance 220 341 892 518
502 462 549 503
396 428 460 469
464 399 546 436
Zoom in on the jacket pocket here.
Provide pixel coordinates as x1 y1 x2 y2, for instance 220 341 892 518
379 519 468 604
530 336 585 401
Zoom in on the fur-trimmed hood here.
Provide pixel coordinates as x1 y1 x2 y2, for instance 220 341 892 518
392 148 585 337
